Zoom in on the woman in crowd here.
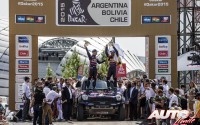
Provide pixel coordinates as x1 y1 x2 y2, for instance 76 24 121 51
188 81 198 112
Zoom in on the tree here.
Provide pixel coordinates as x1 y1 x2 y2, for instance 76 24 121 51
97 51 109 80
62 48 82 78
46 63 55 79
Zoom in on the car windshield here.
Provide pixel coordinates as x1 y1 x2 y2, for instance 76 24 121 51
82 80 110 90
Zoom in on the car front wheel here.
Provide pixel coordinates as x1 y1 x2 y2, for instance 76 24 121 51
118 104 125 121
77 105 84 121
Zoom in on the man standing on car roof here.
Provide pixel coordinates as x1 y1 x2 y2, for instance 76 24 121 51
84 41 105 89
105 42 121 90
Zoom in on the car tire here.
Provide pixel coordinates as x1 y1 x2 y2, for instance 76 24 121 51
118 104 125 121
77 105 84 121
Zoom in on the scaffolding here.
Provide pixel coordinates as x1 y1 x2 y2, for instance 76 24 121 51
178 0 200 86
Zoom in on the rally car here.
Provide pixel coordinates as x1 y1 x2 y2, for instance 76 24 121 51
75 79 125 121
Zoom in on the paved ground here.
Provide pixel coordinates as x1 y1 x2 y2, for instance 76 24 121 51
7 120 147 125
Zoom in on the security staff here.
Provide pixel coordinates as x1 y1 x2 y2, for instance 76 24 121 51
30 83 45 125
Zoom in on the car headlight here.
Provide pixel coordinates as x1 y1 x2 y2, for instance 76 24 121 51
116 95 122 101
82 94 88 100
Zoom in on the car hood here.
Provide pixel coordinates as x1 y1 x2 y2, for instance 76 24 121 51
83 90 117 97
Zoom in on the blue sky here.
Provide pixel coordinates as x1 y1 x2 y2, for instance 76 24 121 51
0 0 145 56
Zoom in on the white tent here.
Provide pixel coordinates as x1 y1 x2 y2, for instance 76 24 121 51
177 51 200 71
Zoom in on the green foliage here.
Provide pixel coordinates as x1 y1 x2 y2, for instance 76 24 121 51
46 63 55 79
97 51 109 80
62 48 83 78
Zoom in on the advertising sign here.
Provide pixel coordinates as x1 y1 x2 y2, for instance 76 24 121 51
15 103 23 110
117 63 126 77
16 59 32 74
156 59 171 74
15 75 32 83
56 0 131 26
142 16 171 24
16 35 32 58
15 83 23 102
16 15 46 24
155 36 171 58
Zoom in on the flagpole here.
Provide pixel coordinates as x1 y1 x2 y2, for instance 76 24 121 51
112 37 115 43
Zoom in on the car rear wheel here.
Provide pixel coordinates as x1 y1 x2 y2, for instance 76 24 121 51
118 104 125 121
77 105 84 121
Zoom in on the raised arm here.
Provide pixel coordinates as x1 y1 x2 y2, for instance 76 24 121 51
113 45 119 57
85 47 92 60
105 45 109 57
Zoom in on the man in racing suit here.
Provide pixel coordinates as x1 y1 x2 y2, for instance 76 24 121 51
105 44 121 90
84 43 105 89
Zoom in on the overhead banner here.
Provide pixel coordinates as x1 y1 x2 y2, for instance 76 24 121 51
56 0 131 26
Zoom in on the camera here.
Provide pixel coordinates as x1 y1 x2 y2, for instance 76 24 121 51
187 52 200 65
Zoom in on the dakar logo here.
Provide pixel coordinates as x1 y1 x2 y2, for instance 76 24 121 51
68 0 86 23
148 110 195 125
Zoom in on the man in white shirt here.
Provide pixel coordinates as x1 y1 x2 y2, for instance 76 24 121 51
42 86 61 125
117 80 125 94
162 79 169 97
179 85 186 98
22 76 31 121
43 81 51 97
168 88 178 108
57 78 64 90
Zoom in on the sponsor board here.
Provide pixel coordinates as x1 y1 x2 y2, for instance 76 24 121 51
15 103 23 110
158 51 168 57
16 15 26 23
16 35 32 58
16 59 32 74
16 15 46 24
158 69 168 73
18 50 29 57
155 36 171 58
156 59 171 74
18 65 29 68
15 83 23 102
142 16 171 24
56 0 131 26
158 65 168 68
